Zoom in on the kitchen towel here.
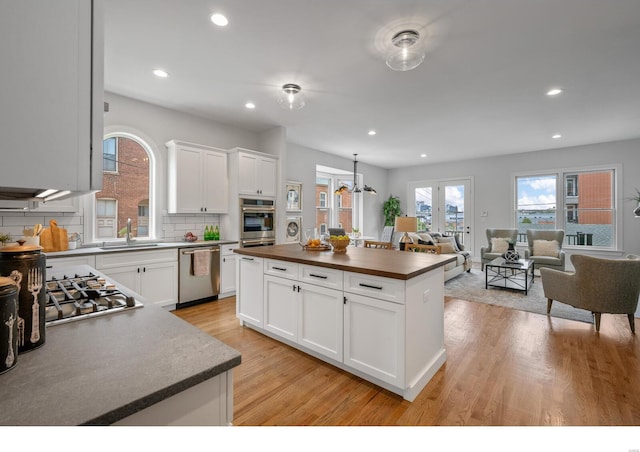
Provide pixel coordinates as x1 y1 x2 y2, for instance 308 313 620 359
192 249 210 277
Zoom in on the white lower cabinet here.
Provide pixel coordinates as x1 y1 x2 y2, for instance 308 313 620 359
236 256 446 401
264 274 298 341
236 255 264 327
95 249 178 307
343 292 404 387
298 282 344 362
219 243 239 298
46 255 96 272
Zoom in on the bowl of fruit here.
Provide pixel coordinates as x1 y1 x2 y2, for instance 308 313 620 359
184 232 198 242
329 235 350 253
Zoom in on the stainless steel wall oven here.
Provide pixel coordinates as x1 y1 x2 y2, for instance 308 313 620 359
240 198 275 247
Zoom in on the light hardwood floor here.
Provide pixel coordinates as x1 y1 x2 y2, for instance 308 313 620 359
173 295 640 426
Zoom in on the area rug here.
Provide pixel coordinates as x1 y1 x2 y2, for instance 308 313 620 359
444 265 594 324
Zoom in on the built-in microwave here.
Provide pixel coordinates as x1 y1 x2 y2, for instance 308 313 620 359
240 198 275 247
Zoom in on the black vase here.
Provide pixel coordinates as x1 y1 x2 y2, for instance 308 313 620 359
503 242 520 263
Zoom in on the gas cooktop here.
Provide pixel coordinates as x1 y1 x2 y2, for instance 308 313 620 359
45 272 143 326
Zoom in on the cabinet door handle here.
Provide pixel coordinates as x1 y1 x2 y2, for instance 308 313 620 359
297 285 301 292
137 267 140 273
359 283 383 290
241 257 254 261
309 273 328 279
223 257 226 263
292 284 296 292
272 266 288 271
343 296 347 305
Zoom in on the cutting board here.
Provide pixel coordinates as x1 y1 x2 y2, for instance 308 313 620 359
40 220 69 252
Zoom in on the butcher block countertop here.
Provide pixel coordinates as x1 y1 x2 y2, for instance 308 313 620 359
235 244 456 280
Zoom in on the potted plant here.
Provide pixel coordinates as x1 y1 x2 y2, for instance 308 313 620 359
383 195 402 227
351 227 360 238
0 232 12 247
626 188 640 217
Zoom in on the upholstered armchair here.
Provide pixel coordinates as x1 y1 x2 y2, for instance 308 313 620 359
526 229 565 273
480 228 519 270
541 254 640 333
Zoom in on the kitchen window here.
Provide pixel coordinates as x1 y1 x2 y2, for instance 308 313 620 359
92 134 153 241
514 166 620 249
315 168 362 235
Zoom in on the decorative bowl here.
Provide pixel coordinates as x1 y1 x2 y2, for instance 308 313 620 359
184 234 198 242
329 237 350 253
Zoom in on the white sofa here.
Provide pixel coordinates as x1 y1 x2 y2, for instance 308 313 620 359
405 231 471 282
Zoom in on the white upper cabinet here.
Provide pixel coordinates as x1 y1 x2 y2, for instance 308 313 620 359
0 0 103 196
166 140 229 214
234 150 277 198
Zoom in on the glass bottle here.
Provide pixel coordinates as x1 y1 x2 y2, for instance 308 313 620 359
213 225 220 240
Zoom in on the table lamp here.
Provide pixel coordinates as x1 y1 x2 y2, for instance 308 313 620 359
395 216 417 251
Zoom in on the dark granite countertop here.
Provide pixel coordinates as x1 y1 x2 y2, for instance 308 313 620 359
45 240 238 259
0 265 241 426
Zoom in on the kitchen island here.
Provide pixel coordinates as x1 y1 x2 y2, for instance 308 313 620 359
0 265 241 426
234 244 456 401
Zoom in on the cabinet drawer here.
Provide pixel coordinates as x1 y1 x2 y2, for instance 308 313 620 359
96 249 177 269
264 259 299 280
300 265 343 290
344 272 405 304
220 243 239 255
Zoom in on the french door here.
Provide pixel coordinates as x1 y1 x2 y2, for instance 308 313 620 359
407 178 474 252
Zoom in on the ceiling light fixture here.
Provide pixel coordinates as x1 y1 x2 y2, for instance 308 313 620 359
552 134 562 139
210 13 228 27
334 154 377 195
386 29 425 71
368 130 376 136
278 83 306 110
245 102 256 109
153 69 168 78
547 88 563 96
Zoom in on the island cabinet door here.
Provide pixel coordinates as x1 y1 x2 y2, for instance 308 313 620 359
297 282 344 362
343 293 405 387
264 275 298 342
237 256 264 327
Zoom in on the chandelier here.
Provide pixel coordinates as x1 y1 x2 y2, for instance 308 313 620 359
334 154 377 195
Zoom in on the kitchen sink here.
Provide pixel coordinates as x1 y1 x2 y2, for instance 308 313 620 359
100 242 160 250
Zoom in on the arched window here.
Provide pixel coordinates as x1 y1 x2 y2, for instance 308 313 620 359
93 134 153 241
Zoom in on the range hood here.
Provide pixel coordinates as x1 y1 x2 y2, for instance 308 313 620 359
0 187 82 211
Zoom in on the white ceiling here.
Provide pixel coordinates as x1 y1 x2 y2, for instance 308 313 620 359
104 0 640 169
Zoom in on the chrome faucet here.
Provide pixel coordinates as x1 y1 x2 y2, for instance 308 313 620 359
126 218 134 245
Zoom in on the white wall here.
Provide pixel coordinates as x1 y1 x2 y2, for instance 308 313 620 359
388 137 640 261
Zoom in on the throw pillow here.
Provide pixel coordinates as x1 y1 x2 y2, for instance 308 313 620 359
533 239 559 257
437 236 460 252
416 232 435 244
490 237 509 254
418 239 434 246
438 242 457 254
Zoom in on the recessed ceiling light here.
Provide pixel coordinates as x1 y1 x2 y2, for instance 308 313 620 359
552 134 562 139
245 102 255 109
153 69 168 78
210 13 228 27
420 154 427 158
546 88 563 96
368 130 376 136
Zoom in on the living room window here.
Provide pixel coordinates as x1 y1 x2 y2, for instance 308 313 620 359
515 167 619 249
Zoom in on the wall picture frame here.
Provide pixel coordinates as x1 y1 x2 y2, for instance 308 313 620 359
286 216 301 242
286 181 302 212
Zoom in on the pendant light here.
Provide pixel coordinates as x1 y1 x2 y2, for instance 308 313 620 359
278 83 306 110
334 154 377 195
386 29 425 72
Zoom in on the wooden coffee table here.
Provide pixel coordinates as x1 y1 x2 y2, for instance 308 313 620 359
485 257 534 295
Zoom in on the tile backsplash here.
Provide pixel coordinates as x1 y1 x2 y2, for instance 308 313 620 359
0 211 222 245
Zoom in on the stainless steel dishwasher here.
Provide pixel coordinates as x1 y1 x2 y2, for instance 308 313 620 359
177 245 220 308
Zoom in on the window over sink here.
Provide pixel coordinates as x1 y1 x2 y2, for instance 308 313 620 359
91 134 153 241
